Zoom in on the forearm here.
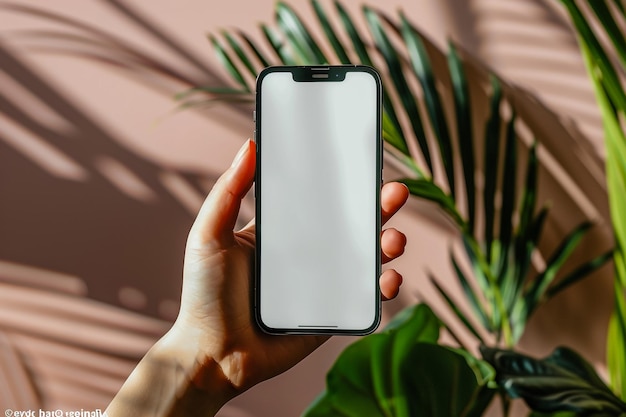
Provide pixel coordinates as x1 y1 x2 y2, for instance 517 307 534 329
106 326 236 417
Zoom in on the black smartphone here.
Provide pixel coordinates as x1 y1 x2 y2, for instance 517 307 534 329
254 65 382 335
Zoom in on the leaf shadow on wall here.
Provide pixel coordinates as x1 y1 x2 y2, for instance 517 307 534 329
0 1 254 412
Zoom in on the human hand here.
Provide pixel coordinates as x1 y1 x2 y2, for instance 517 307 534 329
172 138 409 400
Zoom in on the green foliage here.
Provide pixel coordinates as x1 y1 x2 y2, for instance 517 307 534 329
205 0 617 414
609 287 626 401
482 346 626 416
303 304 496 417
434 133 610 346
206 0 609 350
559 0 626 400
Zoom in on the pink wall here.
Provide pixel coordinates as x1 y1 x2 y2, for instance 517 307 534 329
0 1 613 416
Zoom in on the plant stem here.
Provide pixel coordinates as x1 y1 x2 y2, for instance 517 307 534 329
500 392 511 417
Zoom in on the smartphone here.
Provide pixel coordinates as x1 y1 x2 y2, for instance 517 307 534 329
254 65 382 335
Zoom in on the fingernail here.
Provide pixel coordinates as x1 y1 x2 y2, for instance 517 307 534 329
231 139 250 168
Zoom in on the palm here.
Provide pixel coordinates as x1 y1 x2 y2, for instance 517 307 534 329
176 141 407 394
181 224 328 390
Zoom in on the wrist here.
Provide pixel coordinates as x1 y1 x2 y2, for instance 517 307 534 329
170 312 258 391
106 323 238 417
151 324 239 414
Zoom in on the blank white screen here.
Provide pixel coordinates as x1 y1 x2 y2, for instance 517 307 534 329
259 70 379 331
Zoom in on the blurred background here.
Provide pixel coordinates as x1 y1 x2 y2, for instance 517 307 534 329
0 0 614 415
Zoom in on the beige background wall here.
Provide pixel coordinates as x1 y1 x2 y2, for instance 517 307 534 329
0 1 614 416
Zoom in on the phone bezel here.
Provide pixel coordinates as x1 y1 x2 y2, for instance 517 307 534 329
254 65 383 335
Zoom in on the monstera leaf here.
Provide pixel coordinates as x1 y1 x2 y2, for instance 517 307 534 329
303 304 496 417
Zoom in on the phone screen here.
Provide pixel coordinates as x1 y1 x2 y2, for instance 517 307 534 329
255 66 382 334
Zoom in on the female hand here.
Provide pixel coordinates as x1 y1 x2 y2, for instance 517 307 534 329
176 139 409 391
106 139 409 417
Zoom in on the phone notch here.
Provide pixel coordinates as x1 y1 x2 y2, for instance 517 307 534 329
291 66 346 82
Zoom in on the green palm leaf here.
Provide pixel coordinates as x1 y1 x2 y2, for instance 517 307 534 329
586 1 626 71
559 0 626 399
208 34 250 92
429 274 485 344
450 253 491 331
260 23 295 65
312 0 350 64
333 2 408 156
561 0 626 110
546 250 614 299
483 77 503 264
448 41 476 234
524 222 593 316
397 178 463 225
400 13 455 196
276 2 327 64
363 7 431 172
222 31 257 78
497 113 517 281
237 30 271 68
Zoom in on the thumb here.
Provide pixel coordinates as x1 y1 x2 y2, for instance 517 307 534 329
189 139 255 246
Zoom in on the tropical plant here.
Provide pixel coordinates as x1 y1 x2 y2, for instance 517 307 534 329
304 304 496 417
203 0 616 415
483 346 626 416
441 1 626 415
557 0 626 402
204 0 611 347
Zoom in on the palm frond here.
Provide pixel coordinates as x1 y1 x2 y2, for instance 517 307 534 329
401 14 455 195
397 178 463 225
207 0 611 348
524 222 593 316
312 0 350 64
208 34 250 92
559 0 626 398
363 7 431 172
450 253 491 331
429 274 485 344
546 250 614 299
260 23 295 65
587 1 626 69
276 2 327 64
497 112 517 281
237 30 272 68
483 77 503 264
222 31 258 78
448 41 476 235
333 2 409 156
